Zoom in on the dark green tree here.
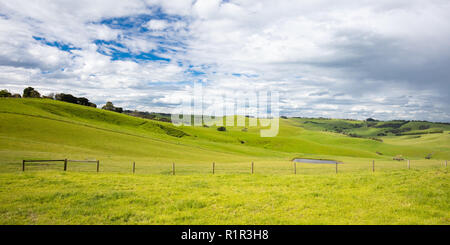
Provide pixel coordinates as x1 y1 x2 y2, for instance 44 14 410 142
55 93 77 103
76 97 90 106
114 107 123 113
102 101 116 111
0 89 12 97
23 87 41 98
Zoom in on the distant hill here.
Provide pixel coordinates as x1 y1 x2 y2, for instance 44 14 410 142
293 117 450 138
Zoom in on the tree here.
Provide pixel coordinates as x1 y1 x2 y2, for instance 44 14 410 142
54 93 96 108
0 89 12 97
114 107 123 113
23 87 40 98
102 102 116 111
76 97 90 106
101 102 123 113
55 93 77 103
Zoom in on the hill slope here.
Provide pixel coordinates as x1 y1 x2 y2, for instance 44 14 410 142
0 98 449 225
0 98 449 173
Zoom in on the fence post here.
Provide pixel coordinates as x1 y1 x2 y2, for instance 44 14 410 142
294 162 297 175
64 159 67 171
372 160 375 172
22 160 25 172
408 160 410 169
173 162 175 175
212 162 215 174
133 162 135 174
251 162 254 174
335 162 338 174
96 160 99 173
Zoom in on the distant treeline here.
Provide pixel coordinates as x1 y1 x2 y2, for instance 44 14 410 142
3 87 449 126
295 116 450 126
1 87 97 108
0 87 166 122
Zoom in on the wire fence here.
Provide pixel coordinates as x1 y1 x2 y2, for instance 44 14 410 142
2 158 447 176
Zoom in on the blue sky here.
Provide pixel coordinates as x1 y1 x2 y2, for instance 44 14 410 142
0 0 449 121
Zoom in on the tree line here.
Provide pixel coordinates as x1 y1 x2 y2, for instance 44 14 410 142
2 87 136 115
1 87 98 108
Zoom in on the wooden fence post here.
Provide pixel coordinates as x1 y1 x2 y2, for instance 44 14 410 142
335 162 338 174
372 160 375 172
212 162 215 174
22 160 25 172
294 162 297 175
64 159 67 171
133 162 135 174
172 162 175 175
408 160 410 169
96 160 99 173
251 162 254 174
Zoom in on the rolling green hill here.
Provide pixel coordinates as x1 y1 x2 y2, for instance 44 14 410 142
0 98 449 224
294 117 450 137
1 98 449 167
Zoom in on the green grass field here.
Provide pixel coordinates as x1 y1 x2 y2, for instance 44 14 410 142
0 98 449 224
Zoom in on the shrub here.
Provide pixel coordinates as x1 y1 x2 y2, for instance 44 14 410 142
370 137 383 142
348 133 361 138
393 155 404 161
217 126 226 132
155 123 189 138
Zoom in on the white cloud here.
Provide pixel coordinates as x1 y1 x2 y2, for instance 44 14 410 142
0 0 449 121
192 0 221 19
145 19 169 30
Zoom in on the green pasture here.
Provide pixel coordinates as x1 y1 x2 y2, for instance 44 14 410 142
0 98 449 224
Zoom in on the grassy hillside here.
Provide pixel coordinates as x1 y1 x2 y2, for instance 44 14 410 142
1 98 449 167
295 117 450 137
0 98 449 224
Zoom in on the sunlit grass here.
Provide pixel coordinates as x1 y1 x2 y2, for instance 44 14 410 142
0 98 449 224
0 169 448 225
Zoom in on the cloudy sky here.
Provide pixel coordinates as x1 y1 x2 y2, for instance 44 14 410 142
0 0 449 121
